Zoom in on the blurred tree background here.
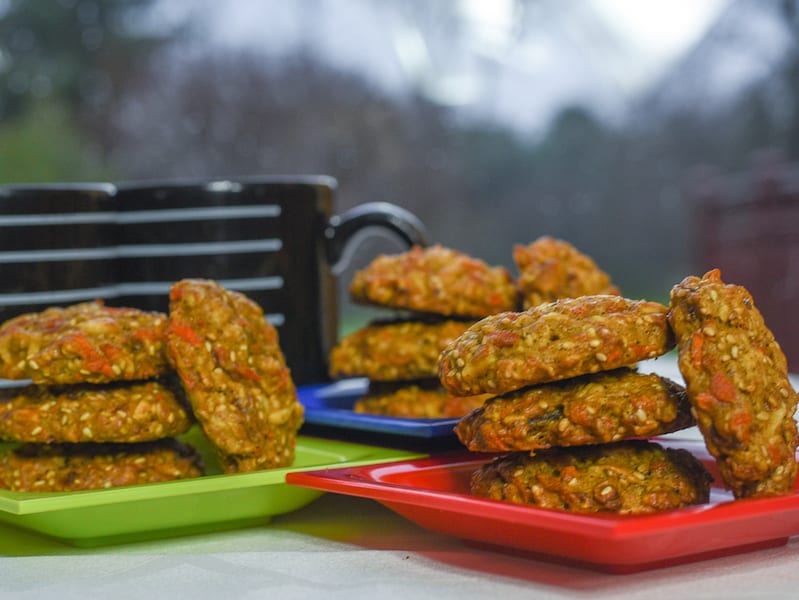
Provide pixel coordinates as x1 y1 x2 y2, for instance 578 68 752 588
2 0 799 331
0 0 178 180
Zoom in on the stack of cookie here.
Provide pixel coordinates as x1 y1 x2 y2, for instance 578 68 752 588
328 244 519 418
0 301 203 491
0 278 305 491
442 266 799 512
439 294 713 514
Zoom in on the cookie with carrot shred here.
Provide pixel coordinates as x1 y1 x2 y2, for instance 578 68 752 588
513 236 620 309
0 379 192 444
165 279 303 473
471 440 712 514
0 439 204 492
439 295 675 397
349 244 519 318
0 300 169 385
455 368 694 452
329 318 473 382
668 269 799 498
353 379 491 418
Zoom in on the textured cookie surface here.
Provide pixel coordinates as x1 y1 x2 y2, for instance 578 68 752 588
669 269 799 498
329 319 472 382
455 369 693 451
439 295 674 396
471 440 712 514
0 300 169 385
0 439 204 492
354 380 490 418
166 279 303 473
0 379 192 443
513 236 619 309
349 244 519 318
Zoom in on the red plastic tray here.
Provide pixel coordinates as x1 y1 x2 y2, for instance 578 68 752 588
287 438 799 573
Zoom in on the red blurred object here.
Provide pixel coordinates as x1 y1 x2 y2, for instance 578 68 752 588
695 156 799 372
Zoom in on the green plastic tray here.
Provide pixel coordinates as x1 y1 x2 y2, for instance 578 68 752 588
0 426 423 547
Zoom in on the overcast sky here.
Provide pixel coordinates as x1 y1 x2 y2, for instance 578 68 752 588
168 0 732 133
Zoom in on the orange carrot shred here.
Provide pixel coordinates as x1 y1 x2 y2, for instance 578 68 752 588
690 332 704 369
171 322 203 347
695 392 716 411
711 372 737 403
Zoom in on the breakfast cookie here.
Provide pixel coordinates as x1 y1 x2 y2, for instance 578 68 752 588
0 300 169 385
0 379 192 444
455 369 693 452
0 439 204 492
471 440 712 514
165 279 304 473
668 269 799 498
329 318 472 382
441 392 495 419
513 236 619 309
439 295 674 396
353 380 491 418
349 244 519 318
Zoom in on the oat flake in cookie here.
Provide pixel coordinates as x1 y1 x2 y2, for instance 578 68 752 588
668 269 799 499
165 279 304 473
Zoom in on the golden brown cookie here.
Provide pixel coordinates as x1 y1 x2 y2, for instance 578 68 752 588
0 439 204 492
668 269 799 498
353 380 491 418
513 236 619 309
455 369 693 452
439 295 674 397
349 244 519 318
329 319 472 382
0 300 169 385
0 379 192 444
471 440 712 514
165 279 304 473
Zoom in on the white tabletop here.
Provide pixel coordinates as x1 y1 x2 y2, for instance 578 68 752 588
2 356 799 600
2 491 799 600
